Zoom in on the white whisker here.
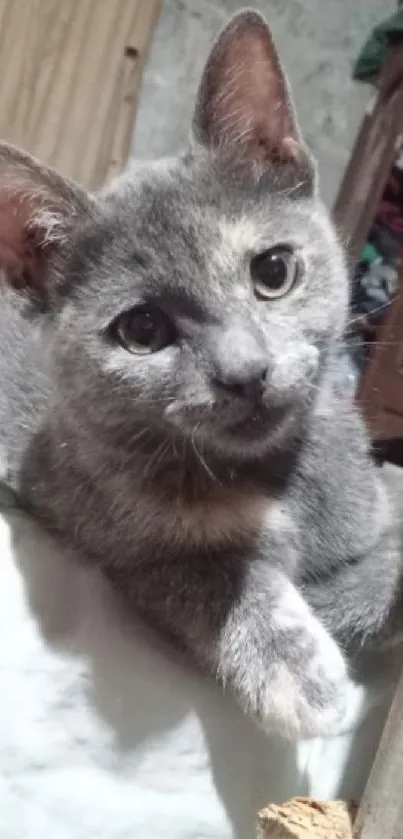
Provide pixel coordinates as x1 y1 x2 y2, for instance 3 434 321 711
191 425 218 483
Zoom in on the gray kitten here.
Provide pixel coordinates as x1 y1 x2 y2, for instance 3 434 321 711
0 10 401 739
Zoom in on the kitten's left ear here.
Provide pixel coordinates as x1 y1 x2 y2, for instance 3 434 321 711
0 142 93 303
192 10 310 172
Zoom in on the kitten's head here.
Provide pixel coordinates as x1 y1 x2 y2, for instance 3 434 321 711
0 10 348 466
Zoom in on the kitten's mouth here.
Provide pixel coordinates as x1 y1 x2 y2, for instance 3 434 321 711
222 403 289 439
166 397 295 456
187 401 292 457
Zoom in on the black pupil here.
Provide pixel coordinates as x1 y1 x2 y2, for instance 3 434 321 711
130 311 158 346
260 253 287 289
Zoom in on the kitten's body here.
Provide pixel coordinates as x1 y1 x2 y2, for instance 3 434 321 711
0 11 401 738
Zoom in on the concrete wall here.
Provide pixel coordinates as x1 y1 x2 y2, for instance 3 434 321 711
132 0 393 208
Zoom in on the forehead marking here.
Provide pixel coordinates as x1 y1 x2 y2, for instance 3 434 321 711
218 216 261 257
208 217 261 300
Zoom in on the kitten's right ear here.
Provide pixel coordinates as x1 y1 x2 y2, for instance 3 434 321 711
0 142 93 303
192 10 310 173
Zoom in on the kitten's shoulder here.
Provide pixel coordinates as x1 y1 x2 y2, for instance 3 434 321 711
313 381 369 450
289 374 390 573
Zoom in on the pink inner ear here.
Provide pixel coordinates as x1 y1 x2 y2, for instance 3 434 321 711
0 194 50 292
0 143 89 297
199 16 301 165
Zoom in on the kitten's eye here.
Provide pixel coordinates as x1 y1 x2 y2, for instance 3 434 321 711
251 246 301 300
114 306 176 354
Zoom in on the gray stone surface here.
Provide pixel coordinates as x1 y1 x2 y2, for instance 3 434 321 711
132 0 394 208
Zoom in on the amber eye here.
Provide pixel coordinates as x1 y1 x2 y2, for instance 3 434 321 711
251 246 302 300
114 306 176 355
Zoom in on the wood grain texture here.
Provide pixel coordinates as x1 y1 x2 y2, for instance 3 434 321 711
353 670 403 839
0 0 161 188
257 798 356 839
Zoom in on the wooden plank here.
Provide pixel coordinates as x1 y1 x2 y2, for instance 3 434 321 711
354 670 403 839
355 285 403 439
0 0 161 188
333 46 403 267
258 799 356 839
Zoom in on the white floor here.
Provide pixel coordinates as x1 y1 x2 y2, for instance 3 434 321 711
0 484 398 839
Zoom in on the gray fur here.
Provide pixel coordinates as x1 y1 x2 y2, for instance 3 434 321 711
0 10 401 739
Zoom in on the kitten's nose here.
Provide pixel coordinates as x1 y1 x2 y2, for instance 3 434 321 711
210 322 269 402
214 361 268 401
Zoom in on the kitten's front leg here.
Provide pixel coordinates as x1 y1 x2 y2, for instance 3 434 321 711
116 556 349 739
214 565 350 738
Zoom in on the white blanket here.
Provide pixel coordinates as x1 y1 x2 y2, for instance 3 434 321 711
0 490 396 839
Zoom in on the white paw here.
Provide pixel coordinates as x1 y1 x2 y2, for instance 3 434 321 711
264 586 351 738
260 649 350 739
299 621 351 736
